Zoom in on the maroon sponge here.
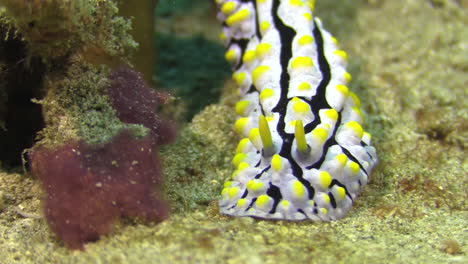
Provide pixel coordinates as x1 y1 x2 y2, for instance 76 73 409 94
30 130 169 250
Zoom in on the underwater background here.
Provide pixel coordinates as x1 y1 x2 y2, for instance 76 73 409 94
0 0 466 263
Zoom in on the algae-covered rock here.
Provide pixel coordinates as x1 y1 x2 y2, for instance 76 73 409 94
0 0 137 61
0 0 175 252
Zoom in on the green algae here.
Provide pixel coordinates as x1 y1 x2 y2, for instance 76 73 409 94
0 0 467 263
163 104 237 213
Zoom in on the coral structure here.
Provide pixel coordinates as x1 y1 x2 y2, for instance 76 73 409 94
30 130 168 250
216 0 377 220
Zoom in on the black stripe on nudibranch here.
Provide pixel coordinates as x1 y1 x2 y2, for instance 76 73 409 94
270 0 318 203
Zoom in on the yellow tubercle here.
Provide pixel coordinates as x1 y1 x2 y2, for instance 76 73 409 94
345 121 364 138
260 21 271 32
292 99 311 114
291 97 301 103
223 181 234 188
295 120 308 153
232 153 247 167
237 198 248 207
252 65 270 83
298 35 314 45
303 13 313 21
323 193 331 204
349 161 360 174
280 200 291 209
319 171 332 189
256 43 272 58
325 109 338 121
221 1 237 14
226 9 250 26
236 138 250 153
234 117 249 135
243 50 256 63
292 180 307 199
221 187 228 196
291 56 314 69
238 161 250 170
298 82 311 91
335 84 349 96
228 187 240 199
289 0 304 6
247 179 265 192
233 72 247 85
335 153 348 167
333 50 348 61
225 49 237 62
344 72 352 83
256 194 271 207
235 100 251 116
271 154 282 172
320 208 328 215
331 36 339 45
220 32 227 41
337 187 346 200
260 88 275 102
312 127 328 142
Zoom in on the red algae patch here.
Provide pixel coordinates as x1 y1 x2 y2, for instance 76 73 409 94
107 66 176 145
30 130 169 250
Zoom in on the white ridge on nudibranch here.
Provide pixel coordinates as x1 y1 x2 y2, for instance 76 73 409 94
216 0 378 221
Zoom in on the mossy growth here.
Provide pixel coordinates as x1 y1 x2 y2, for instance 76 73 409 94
162 104 237 212
0 0 137 62
36 61 148 148
315 0 362 39
155 34 230 120
0 0 144 152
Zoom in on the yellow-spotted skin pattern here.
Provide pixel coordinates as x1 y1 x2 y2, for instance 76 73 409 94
216 0 377 221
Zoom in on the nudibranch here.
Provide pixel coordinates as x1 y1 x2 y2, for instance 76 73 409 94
216 0 378 221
